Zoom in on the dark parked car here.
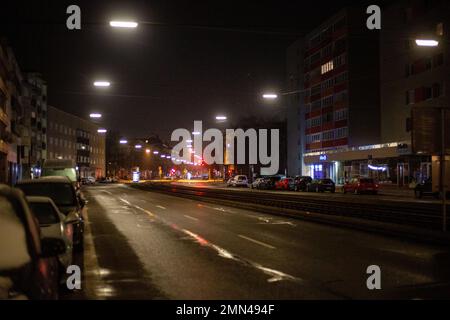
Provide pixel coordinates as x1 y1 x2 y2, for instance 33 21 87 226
307 179 336 193
16 176 86 251
0 184 66 300
343 178 379 195
294 176 313 192
265 176 284 190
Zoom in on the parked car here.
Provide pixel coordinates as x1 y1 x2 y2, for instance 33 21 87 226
265 176 284 190
414 179 440 199
27 196 73 272
42 159 80 190
275 177 295 191
294 176 313 192
81 176 96 185
0 184 66 300
251 178 269 190
343 178 379 195
307 179 336 193
16 176 86 252
227 175 249 187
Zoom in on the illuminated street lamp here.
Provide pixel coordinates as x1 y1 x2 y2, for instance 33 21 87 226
145 149 151 154
215 115 227 121
90 113 102 119
93 81 111 87
119 139 128 144
415 39 439 47
153 151 159 155
97 128 107 133
109 21 138 28
135 144 142 149
262 93 278 100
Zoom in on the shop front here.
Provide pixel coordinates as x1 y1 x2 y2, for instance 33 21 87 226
303 142 429 186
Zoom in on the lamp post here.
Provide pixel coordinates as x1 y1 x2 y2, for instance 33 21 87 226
415 38 448 232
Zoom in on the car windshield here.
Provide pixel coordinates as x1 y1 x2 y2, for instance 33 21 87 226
17 183 77 208
360 179 375 184
29 202 60 225
41 168 77 182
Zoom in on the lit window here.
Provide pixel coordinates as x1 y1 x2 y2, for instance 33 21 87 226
321 60 334 75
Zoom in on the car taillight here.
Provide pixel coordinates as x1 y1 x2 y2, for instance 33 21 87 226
38 260 48 278
65 224 73 239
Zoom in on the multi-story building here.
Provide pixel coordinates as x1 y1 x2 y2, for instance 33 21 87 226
0 40 11 184
380 0 450 186
19 73 48 179
47 106 106 179
288 7 381 184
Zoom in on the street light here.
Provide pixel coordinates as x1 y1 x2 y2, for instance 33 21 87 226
93 81 111 87
415 39 439 47
145 149 151 154
262 93 278 100
215 115 227 121
153 151 159 155
90 113 102 119
135 144 142 149
110 21 138 28
119 139 128 144
97 128 107 133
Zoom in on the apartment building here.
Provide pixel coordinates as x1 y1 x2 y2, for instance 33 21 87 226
47 106 106 179
299 7 380 183
380 0 450 186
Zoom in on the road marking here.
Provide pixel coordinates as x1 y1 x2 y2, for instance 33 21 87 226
184 215 199 221
156 205 166 210
238 235 276 250
101 190 113 195
181 229 300 283
119 198 131 205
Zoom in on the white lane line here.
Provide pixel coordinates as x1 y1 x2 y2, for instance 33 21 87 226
119 198 131 205
101 190 113 195
238 235 276 250
183 215 199 221
156 205 166 210
181 229 300 283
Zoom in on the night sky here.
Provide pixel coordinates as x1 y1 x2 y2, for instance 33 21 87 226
1 0 383 140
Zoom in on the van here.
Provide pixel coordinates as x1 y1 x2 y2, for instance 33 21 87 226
41 159 79 187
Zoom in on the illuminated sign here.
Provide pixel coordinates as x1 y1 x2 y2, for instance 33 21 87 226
319 155 327 161
132 171 140 183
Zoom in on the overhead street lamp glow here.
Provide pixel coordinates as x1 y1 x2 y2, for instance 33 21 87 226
110 21 138 28
93 81 111 87
415 39 439 47
119 140 128 144
215 115 227 121
262 93 278 100
145 149 151 154
90 113 102 119
135 144 142 149
97 128 107 133
153 151 159 155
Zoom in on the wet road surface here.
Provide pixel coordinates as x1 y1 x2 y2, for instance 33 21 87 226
64 184 450 299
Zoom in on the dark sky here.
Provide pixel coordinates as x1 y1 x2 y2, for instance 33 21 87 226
1 0 382 140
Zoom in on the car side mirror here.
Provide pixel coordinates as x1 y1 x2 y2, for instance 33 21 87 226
78 196 87 208
41 237 66 258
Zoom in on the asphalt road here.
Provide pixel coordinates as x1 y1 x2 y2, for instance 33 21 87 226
66 184 450 300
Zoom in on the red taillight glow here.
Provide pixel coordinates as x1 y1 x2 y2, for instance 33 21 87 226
38 260 48 278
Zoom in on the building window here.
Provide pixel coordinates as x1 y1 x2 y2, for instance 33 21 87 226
321 60 334 75
322 95 333 107
322 44 332 57
335 108 348 121
334 72 348 85
322 130 335 141
335 127 348 139
334 54 346 68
